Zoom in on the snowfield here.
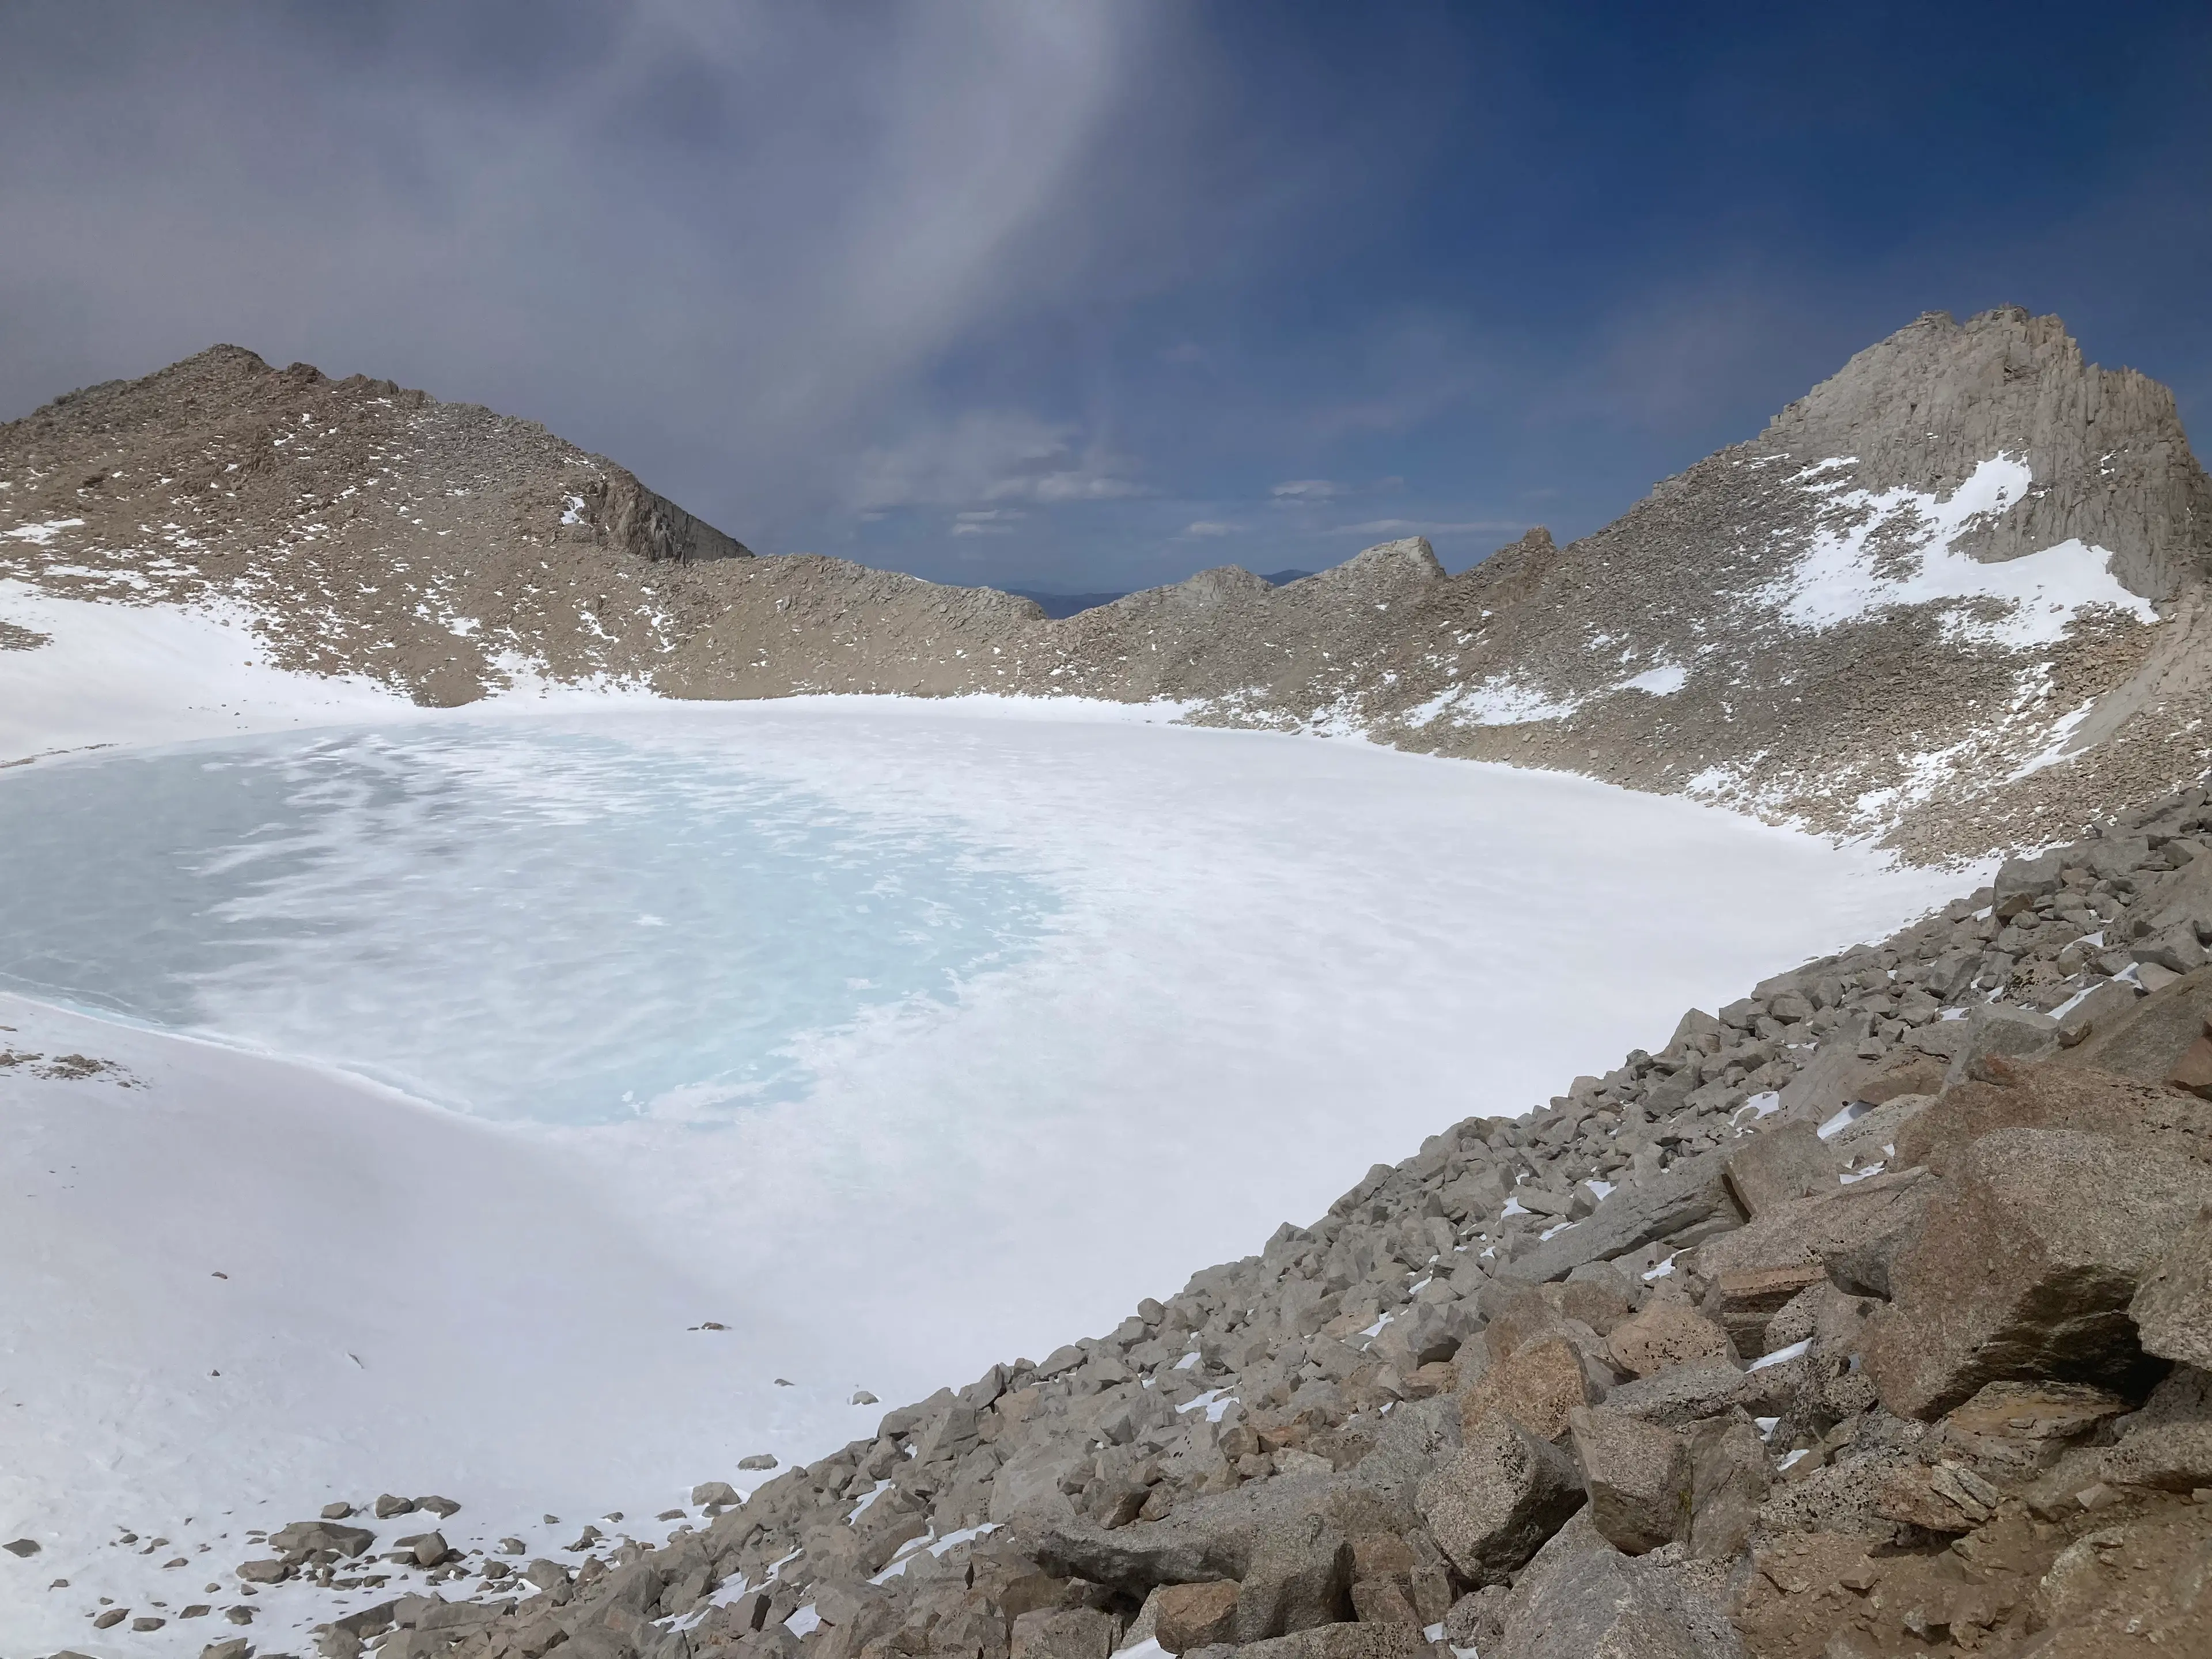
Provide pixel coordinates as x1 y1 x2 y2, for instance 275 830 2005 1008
0 592 1976 1653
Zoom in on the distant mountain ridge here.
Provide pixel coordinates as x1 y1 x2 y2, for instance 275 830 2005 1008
4 308 2209 859
1011 572 1314 620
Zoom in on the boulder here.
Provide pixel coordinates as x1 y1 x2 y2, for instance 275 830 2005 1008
1940 1003 2058 1086
1864 1128 2212 1418
1152 1581 1239 1653
1501 1150 1744 1284
1010 1607 1115 1659
2100 1421 2212 1491
267 1519 376 1558
1230 1625 1429 1659
1722 1123 1841 1218
1694 1166 1934 1301
1567 1406 1691 1555
2059 969 2212 1084
1032 1471 1384 1596
1457 1336 1603 1442
1231 1514 1353 1644
692 1482 741 1506
1702 1265 1828 1356
1414 1412 1585 1584
1685 1414 1768 1560
2130 1201 2212 1369
1483 1512 1745 1659
1821 1093 1932 1169
1605 1300 1738 1379
1994 850 2067 917
1601 1365 1767 1430
1893 1059 2212 1176
1873 1460 2001 1532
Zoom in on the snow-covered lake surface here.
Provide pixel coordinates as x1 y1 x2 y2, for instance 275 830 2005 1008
0 723 1057 1123
1 690 1974 1652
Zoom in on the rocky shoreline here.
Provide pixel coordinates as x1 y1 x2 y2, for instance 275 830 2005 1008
98 780 2212 1659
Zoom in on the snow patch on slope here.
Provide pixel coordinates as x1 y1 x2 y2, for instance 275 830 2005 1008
1763 454 2157 648
1407 674 1582 729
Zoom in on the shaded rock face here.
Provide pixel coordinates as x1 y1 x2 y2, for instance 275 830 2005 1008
7 308 2211 858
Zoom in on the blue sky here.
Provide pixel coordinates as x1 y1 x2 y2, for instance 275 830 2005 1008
3 1 2208 590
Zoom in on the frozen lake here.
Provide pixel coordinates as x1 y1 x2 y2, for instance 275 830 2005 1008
0 722 1058 1123
0 698 1972 1654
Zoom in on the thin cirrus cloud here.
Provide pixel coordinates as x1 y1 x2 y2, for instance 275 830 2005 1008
850 410 1146 513
951 510 1024 537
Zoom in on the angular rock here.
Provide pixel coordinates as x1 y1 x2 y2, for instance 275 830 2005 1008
1347 1576 1419 1627
268 1519 376 1558
2130 1201 2212 1370
1501 1149 1744 1284
373 1494 419 1519
1821 1092 1933 1169
1601 1365 1767 1431
1703 1264 1828 1357
1685 1413 1768 1560
1152 1581 1239 1653
1940 1003 2059 1085
1485 1510 1745 1659
2100 1421 2212 1491
1695 1166 1934 1301
1874 1459 2001 1532
1865 1127 2212 1418
1722 1123 1841 1219
1032 1469 1382 1597
1232 1514 1353 1643
693 1481 741 1506
1606 1298 1738 1379
1457 1336 1602 1442
1011 1607 1115 1659
1895 1058 2212 1176
1232 1625 1428 1659
1568 1406 1691 1555
1415 1412 1585 1584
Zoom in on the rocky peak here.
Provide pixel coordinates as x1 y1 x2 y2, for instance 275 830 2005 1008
1762 306 2212 600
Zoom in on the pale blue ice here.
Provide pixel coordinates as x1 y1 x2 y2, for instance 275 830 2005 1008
0 722 1056 1123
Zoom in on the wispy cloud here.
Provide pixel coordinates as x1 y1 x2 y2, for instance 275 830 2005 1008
853 411 1142 511
1270 479 1343 501
0 0 1161 549
951 509 1025 536
1181 520 1242 536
